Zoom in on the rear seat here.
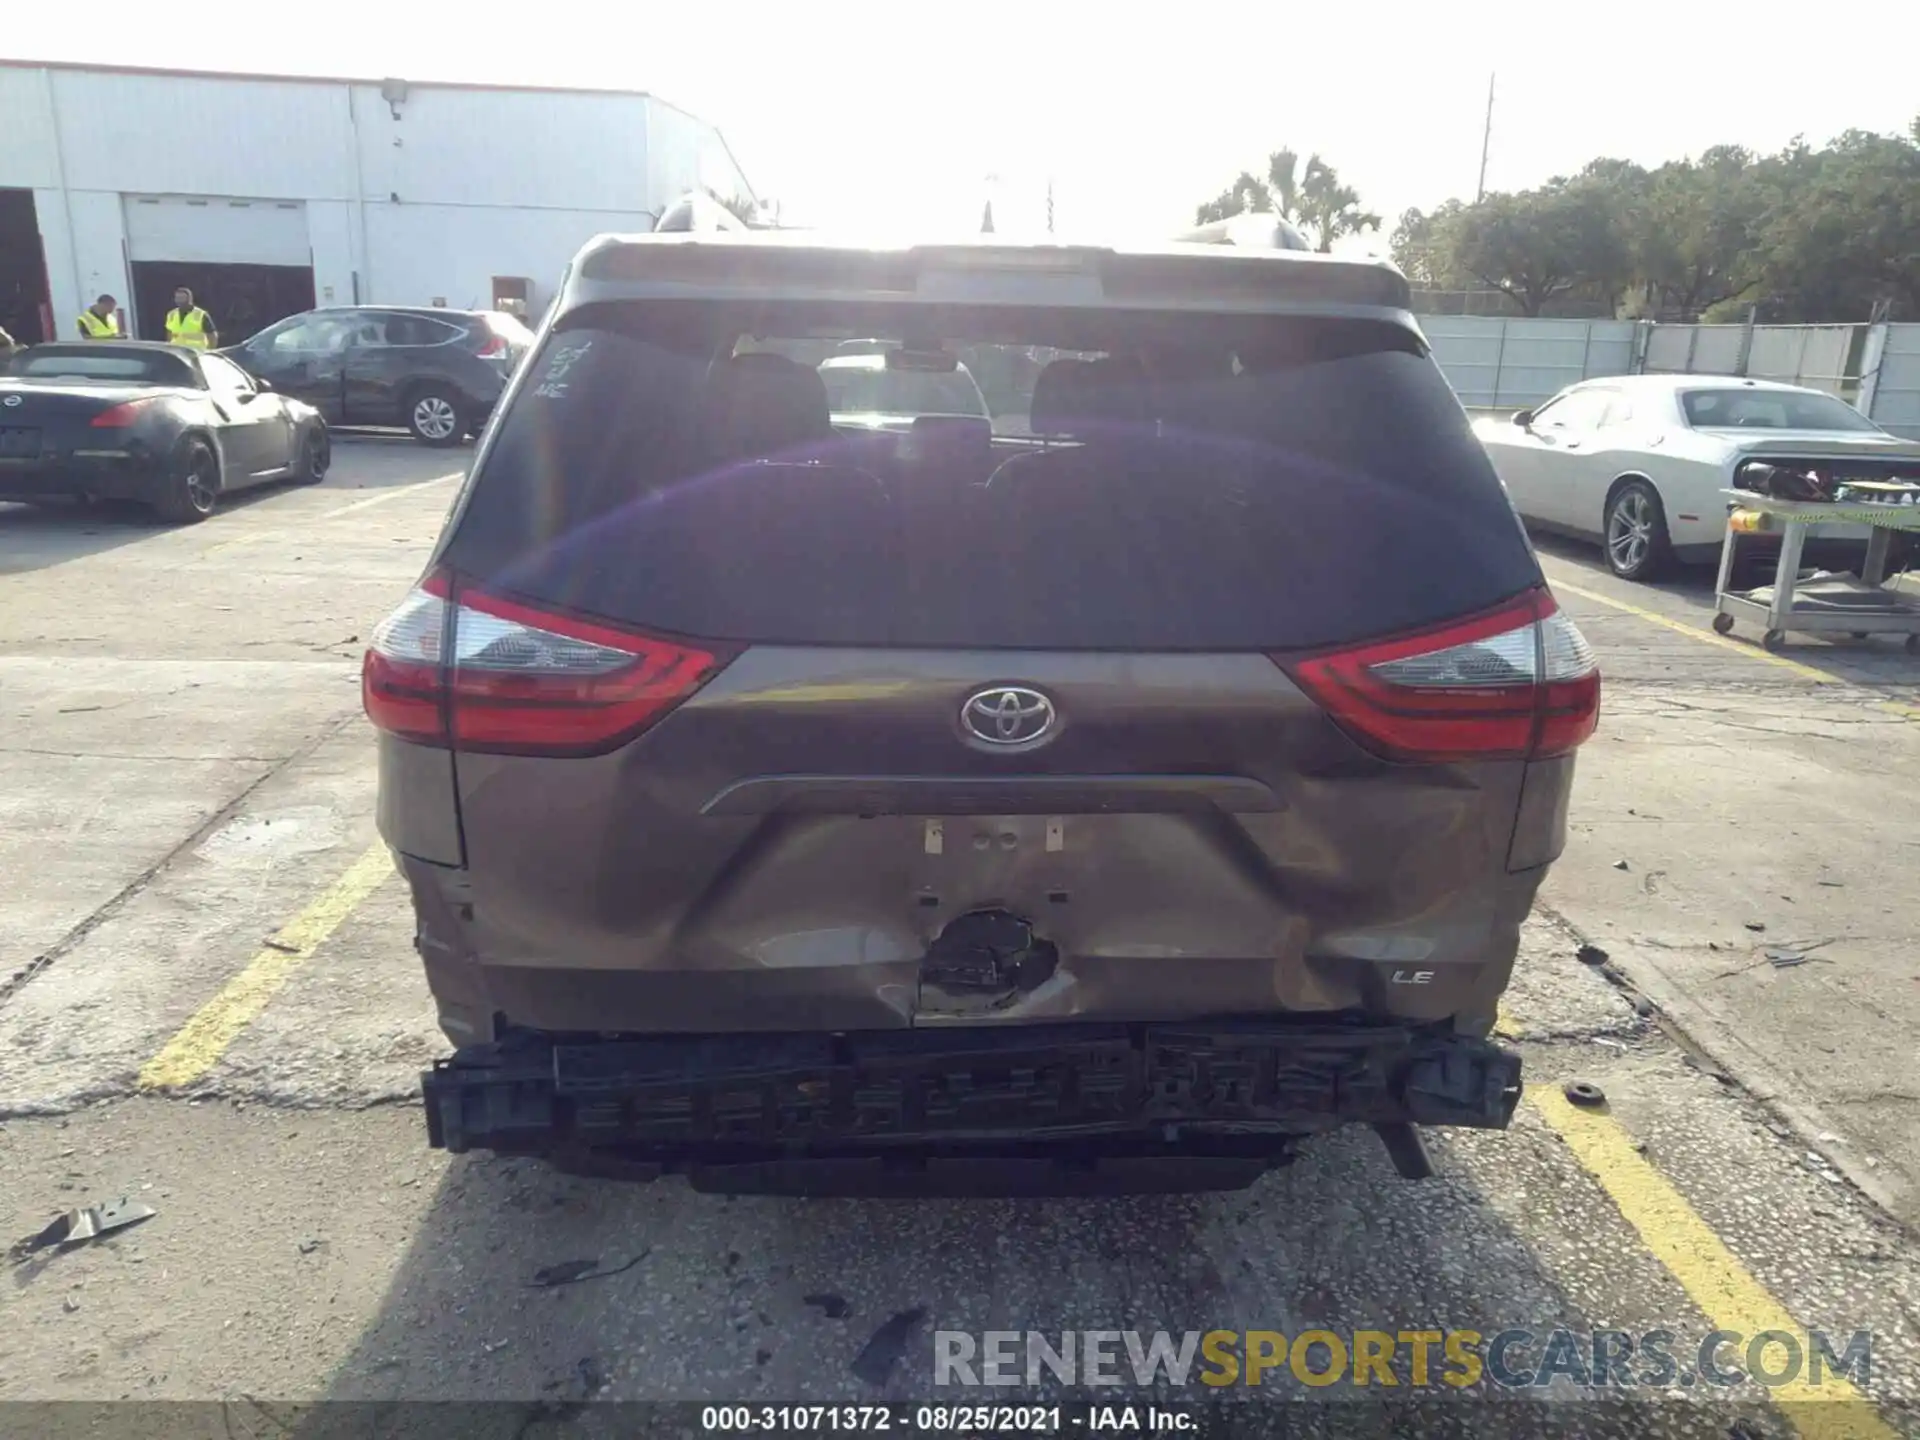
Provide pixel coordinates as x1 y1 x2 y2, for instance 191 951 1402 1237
986 357 1150 490
700 352 837 465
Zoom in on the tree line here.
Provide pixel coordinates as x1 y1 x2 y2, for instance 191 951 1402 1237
1197 119 1920 322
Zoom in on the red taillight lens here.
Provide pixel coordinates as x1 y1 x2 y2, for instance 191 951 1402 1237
474 333 508 359
91 400 154 427
361 571 451 744
361 572 732 756
1281 589 1599 763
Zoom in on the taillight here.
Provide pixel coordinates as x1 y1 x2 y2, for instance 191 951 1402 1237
1281 589 1599 763
361 572 733 756
91 400 155 427
474 333 508 359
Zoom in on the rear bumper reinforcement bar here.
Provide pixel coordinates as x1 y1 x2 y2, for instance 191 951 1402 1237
420 1021 1521 1169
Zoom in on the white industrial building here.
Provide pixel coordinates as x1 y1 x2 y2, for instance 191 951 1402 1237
0 61 754 346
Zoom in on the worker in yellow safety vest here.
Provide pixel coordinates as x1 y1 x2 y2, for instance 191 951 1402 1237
164 287 217 349
76 294 121 339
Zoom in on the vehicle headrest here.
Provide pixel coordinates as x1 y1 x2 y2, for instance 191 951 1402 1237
1027 359 1096 437
704 352 833 461
1081 355 1151 425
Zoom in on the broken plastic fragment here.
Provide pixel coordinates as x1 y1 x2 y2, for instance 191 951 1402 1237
851 1306 927 1387
10 1197 156 1261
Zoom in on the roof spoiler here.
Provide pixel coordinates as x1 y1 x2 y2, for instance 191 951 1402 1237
1174 214 1313 251
654 192 753 233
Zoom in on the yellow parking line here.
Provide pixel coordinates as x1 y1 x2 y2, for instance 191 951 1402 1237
1548 577 1840 685
319 473 461 521
1550 576 1920 722
138 845 394 1090
198 473 459 557
1528 1086 1896 1440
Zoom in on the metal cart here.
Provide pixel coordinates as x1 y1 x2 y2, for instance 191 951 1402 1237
1712 489 1920 653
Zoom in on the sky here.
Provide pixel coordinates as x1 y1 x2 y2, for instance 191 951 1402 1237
11 1 1919 250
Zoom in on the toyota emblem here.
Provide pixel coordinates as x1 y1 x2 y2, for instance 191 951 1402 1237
961 686 1057 748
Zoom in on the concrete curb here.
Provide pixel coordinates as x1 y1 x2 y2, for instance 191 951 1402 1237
1535 900 1913 1232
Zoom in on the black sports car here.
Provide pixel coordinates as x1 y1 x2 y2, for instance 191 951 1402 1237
0 341 330 523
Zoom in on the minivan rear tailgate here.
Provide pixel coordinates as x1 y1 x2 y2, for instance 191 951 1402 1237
449 646 1539 1033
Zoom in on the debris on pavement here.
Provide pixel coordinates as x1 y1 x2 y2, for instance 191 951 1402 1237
850 1306 927 1387
297 1236 326 1255
1612 859 1631 871
1716 937 1838 979
528 1250 650 1289
1745 920 1767 932
10 1197 156 1262
1563 1081 1607 1108
804 1292 852 1319
1576 943 1609 966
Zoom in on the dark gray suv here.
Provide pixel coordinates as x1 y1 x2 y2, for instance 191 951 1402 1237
363 234 1600 1194
227 306 532 446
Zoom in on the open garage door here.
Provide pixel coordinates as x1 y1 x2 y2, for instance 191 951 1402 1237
0 189 53 344
124 196 311 267
123 195 316 344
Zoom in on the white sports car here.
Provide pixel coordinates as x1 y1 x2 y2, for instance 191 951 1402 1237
1474 375 1920 582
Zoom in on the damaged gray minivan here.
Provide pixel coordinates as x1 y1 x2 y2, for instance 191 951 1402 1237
363 229 1599 1194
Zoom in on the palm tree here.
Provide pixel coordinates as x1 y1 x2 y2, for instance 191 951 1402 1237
1195 170 1273 224
1193 147 1379 250
1298 156 1381 253
1265 148 1304 224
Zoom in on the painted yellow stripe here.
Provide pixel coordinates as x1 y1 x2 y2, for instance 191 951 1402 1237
1528 1085 1896 1440
1550 575 1920 722
1549 577 1839 685
200 473 459 556
138 845 394 1090
319 473 461 521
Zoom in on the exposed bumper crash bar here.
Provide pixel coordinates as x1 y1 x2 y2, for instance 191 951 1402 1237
421 1021 1520 1183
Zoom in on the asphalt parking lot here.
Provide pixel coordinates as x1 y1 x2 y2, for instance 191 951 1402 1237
2 439 1918 1436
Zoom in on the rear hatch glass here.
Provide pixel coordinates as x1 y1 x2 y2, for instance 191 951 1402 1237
440 302 1539 651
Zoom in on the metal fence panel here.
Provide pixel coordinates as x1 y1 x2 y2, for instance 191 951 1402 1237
1641 325 1697 373
1868 324 1920 439
1746 325 1855 396
1418 316 1889 419
1642 324 1749 374
1419 316 1636 409
1417 315 1507 407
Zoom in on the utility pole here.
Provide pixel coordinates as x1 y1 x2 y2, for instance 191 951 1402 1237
1475 72 1496 202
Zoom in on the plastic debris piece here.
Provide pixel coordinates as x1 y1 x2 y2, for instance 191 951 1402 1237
1576 944 1609 966
850 1306 927 1387
10 1198 156 1261
528 1250 649 1289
